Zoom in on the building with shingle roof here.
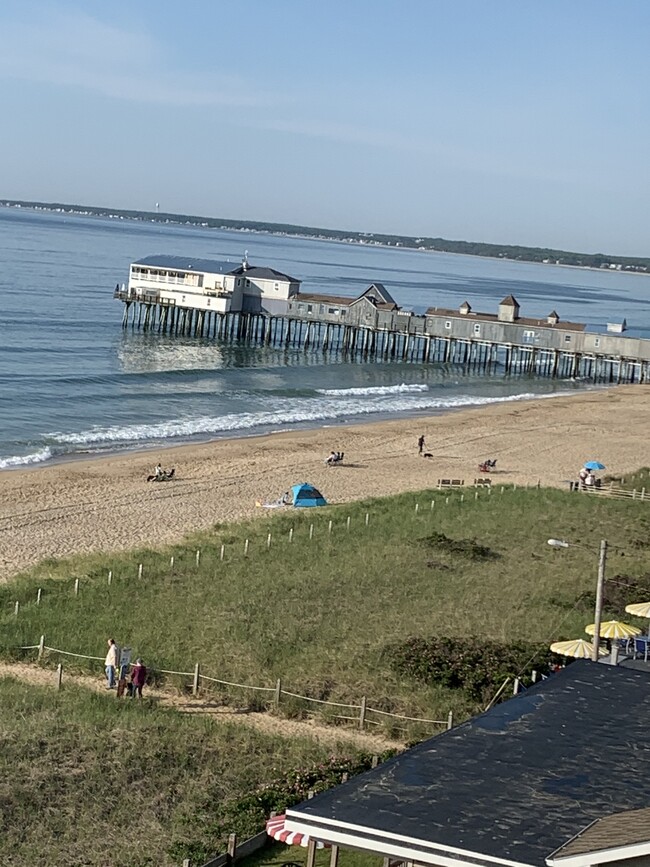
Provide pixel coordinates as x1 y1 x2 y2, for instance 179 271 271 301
285 663 650 867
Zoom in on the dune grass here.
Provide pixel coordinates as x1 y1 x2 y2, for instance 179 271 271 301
2 486 650 732
0 676 372 867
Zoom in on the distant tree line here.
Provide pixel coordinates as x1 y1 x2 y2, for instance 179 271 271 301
2 197 648 273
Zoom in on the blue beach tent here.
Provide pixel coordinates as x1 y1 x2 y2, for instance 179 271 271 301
291 483 327 508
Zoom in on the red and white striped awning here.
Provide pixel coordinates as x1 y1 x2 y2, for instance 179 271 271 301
266 814 330 849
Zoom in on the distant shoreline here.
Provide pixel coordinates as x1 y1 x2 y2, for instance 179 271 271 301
2 199 648 275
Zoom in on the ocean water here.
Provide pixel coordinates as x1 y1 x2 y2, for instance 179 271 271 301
1 205 649 469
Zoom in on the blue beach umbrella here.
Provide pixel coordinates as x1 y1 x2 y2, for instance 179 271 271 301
584 461 606 470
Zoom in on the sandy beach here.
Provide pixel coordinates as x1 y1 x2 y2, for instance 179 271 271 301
1 385 648 581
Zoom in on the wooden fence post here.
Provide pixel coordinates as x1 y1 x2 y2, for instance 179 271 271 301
513 677 520 695
182 859 191 867
14 601 19 617
38 634 45 660
37 587 42 605
430 499 435 510
195 549 201 567
415 503 419 513
365 512 369 526
107 570 112 586
289 528 294 543
329 844 340 867
346 516 351 530
328 520 333 534
74 579 79 596
244 539 249 556
170 556 174 569
220 544 225 561
56 663 63 690
306 838 317 867
309 523 314 539
371 754 379 768
359 696 367 730
447 710 454 730
274 678 282 709
341 772 349 783
138 563 143 579
267 533 272 549
227 834 237 860
193 663 200 697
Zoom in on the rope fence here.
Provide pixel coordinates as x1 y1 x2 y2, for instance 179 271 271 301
4 637 453 733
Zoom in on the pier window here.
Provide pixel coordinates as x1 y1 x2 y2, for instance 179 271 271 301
444 320 452 329
274 283 279 291
319 304 325 314
307 304 313 313
523 330 535 343
473 323 481 335
564 334 572 343
328 307 339 315
594 337 601 348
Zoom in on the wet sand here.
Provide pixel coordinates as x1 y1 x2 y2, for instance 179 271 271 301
1 385 648 580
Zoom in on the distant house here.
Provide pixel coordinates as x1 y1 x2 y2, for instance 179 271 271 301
126 255 300 315
285 663 650 867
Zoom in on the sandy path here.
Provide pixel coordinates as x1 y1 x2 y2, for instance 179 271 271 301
0 661 403 751
1 385 649 580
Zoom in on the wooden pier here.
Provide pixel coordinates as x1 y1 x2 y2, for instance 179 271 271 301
114 288 650 384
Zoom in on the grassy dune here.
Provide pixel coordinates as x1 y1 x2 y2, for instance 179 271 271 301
2 486 649 731
0 676 374 867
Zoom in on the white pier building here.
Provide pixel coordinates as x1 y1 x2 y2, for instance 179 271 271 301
124 254 301 315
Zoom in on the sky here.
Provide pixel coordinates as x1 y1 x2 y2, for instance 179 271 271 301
0 0 649 256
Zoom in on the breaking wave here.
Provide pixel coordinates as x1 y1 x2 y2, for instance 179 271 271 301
0 446 53 469
47 391 558 449
317 383 429 396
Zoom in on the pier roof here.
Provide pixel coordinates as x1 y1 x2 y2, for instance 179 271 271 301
134 255 237 274
425 306 586 331
296 293 356 305
229 265 300 282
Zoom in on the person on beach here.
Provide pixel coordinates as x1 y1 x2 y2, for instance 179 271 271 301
418 435 425 455
578 467 589 489
154 462 163 480
105 638 120 689
130 658 147 699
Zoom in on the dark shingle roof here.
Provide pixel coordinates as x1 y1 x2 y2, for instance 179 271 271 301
549 807 650 861
500 294 520 306
287 664 650 867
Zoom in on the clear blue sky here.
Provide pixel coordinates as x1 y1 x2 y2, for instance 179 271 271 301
1 0 649 256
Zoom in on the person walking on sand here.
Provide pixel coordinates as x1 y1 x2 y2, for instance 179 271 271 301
130 658 147 699
105 638 120 690
418 435 425 455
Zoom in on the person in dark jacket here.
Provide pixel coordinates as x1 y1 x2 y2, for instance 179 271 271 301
130 658 147 699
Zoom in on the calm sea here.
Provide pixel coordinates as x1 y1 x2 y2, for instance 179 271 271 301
1 206 649 469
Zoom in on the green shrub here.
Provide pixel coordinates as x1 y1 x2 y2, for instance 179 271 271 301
385 636 554 700
418 532 500 561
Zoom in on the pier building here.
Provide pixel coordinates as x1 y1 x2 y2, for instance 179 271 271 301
114 261 650 384
122 254 301 316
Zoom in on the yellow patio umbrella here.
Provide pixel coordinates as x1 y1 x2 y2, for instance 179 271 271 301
625 601 650 636
585 620 641 639
550 639 608 659
625 601 650 618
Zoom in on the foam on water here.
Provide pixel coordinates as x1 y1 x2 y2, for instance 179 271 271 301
47 390 561 449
